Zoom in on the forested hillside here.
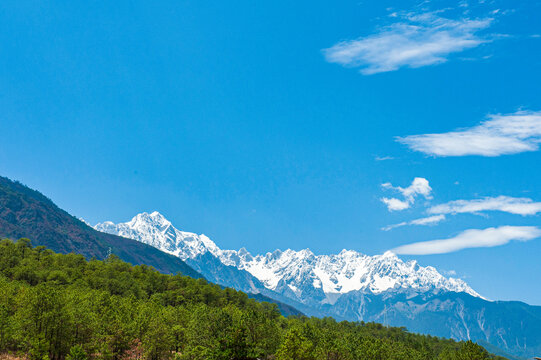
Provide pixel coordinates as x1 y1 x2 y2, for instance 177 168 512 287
0 176 199 278
0 239 504 360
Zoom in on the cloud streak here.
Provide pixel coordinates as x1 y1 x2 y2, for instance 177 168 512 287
398 111 541 157
381 177 432 211
392 226 541 255
323 13 492 75
428 196 541 216
382 214 446 231
375 156 395 161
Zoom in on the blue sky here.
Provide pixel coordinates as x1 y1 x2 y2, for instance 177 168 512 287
1 0 540 304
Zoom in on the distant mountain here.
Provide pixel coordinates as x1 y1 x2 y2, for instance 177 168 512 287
96 212 270 293
97 211 541 359
219 247 481 304
325 291 541 358
95 212 476 298
95 212 311 315
0 176 200 278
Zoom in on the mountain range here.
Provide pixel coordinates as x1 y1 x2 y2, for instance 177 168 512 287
1 175 540 359
96 211 541 359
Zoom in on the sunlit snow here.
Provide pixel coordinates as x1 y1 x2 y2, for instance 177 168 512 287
95 212 483 304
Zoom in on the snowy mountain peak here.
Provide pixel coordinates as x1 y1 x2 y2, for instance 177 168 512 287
382 250 398 258
95 212 482 304
222 247 481 302
130 211 170 227
95 212 220 260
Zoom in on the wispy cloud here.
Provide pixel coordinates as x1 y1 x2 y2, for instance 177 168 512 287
382 214 446 231
375 155 395 161
398 110 541 157
392 226 541 255
323 12 492 75
384 195 541 231
429 196 541 216
381 177 432 211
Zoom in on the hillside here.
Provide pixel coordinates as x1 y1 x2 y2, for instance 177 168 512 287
0 238 504 360
0 176 200 278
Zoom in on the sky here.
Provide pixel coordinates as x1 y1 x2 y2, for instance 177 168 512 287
1 0 540 304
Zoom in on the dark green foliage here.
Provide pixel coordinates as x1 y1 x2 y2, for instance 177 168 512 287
455 341 491 360
66 345 87 360
247 292 304 317
0 239 506 360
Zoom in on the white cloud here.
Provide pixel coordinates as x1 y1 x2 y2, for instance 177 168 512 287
397 110 541 157
429 196 541 216
323 12 492 75
410 214 446 225
392 226 541 255
385 195 541 231
382 214 446 231
375 155 395 161
396 177 432 200
381 177 433 211
381 198 411 211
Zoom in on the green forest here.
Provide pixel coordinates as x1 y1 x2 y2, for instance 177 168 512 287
0 239 504 360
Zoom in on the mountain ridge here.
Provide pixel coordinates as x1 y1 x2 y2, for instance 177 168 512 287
95 211 481 302
95 211 541 359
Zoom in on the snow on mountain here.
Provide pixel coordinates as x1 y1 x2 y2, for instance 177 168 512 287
220 248 481 303
94 211 481 304
96 211 221 260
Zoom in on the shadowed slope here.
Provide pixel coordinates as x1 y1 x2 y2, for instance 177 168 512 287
0 176 201 278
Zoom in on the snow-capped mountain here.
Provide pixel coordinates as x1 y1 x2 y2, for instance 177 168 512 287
96 212 222 261
96 212 270 295
95 212 541 358
95 212 480 305
220 248 480 302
